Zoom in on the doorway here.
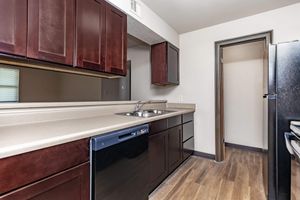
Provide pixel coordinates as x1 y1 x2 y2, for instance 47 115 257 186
223 40 266 150
215 31 273 198
215 31 272 162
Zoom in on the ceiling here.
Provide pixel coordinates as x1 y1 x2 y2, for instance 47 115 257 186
141 0 300 33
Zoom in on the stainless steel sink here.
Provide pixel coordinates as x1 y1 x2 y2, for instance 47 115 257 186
117 109 174 118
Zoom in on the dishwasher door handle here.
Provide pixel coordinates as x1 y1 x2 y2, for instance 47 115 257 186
118 132 137 142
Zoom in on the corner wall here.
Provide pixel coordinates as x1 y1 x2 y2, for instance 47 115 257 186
179 3 300 154
131 3 300 155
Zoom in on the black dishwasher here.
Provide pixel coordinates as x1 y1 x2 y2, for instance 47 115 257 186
91 124 149 200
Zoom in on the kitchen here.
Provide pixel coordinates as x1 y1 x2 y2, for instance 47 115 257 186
0 0 300 200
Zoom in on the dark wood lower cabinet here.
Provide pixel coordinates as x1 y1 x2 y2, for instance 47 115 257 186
0 162 90 200
0 139 90 200
148 125 183 192
148 114 194 193
0 139 89 195
149 130 169 192
168 126 182 172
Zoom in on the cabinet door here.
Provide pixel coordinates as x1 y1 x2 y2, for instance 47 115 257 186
27 0 75 65
0 163 90 200
151 42 179 85
167 43 179 85
75 0 106 71
105 3 127 76
0 0 27 56
151 42 167 85
168 126 182 172
149 131 168 192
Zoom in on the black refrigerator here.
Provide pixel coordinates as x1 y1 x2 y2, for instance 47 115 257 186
267 41 300 200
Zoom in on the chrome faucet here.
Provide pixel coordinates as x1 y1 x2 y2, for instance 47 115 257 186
134 100 151 112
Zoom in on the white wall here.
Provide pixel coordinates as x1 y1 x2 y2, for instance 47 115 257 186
132 3 300 155
223 41 265 148
107 0 179 47
128 45 183 102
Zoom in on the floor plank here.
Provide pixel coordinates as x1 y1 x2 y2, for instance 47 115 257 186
150 147 267 200
292 160 300 200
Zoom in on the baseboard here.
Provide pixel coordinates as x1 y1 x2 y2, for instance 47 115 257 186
193 150 215 160
225 142 264 152
262 149 268 154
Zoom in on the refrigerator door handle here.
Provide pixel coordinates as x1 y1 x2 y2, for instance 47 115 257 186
263 94 277 99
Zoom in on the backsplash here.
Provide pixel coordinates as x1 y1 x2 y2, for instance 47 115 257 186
0 64 131 103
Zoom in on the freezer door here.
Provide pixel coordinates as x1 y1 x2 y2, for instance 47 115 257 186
266 44 277 200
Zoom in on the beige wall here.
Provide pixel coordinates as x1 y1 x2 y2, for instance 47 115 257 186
223 41 265 148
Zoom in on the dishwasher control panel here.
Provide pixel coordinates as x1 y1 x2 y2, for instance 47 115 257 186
91 124 149 151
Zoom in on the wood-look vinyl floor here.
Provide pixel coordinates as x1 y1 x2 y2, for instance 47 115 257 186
292 160 300 200
149 147 266 200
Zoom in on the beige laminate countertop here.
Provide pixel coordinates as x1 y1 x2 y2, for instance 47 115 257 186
0 108 194 159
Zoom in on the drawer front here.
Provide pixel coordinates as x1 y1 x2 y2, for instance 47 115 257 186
168 115 181 128
0 139 89 195
149 119 168 135
0 162 90 200
182 121 194 142
183 137 194 160
182 113 194 124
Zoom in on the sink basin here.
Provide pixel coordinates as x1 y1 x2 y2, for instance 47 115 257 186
117 109 174 118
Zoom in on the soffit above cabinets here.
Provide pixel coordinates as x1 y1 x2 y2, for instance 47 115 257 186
127 15 165 46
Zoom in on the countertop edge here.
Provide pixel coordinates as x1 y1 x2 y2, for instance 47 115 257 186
0 100 167 110
0 109 194 159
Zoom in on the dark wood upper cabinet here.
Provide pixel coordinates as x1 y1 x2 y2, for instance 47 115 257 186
0 0 27 56
75 0 106 71
167 43 180 84
105 3 127 76
75 1 127 75
0 0 127 75
27 0 75 65
151 42 179 85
